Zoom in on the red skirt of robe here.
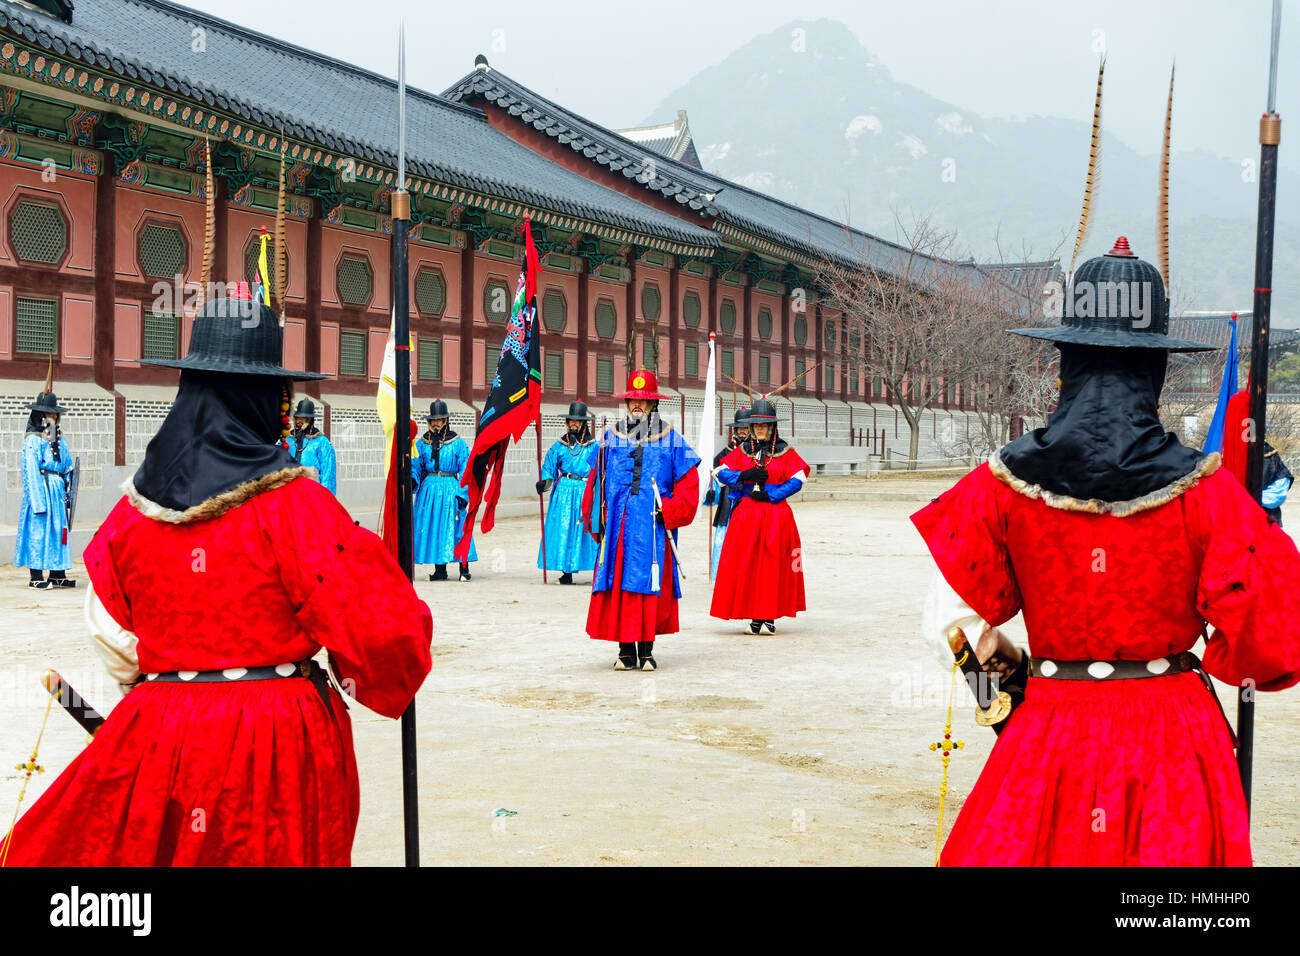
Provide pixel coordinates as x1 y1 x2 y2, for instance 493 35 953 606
585 514 678 643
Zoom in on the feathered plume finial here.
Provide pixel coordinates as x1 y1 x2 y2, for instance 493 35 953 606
1070 57 1106 274
42 354 54 393
274 137 287 327
1156 62 1174 289
196 139 214 312
722 371 754 400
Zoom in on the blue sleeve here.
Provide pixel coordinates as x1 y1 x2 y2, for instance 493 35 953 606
541 442 559 481
318 439 337 494
1262 475 1291 509
412 441 426 485
717 467 741 486
764 475 804 503
454 439 470 504
22 436 48 513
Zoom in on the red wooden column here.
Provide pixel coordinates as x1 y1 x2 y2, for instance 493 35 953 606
625 253 638 370
813 302 824 401
839 310 849 403
304 198 323 399
667 260 680 390
576 259 590 397
741 279 752 386
780 286 791 390
94 163 123 465
458 242 475 407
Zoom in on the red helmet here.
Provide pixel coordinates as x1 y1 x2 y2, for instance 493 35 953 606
615 368 667 400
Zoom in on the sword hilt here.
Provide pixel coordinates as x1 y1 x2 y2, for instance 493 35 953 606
41 670 106 736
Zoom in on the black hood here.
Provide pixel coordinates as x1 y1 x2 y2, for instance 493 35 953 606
996 343 1206 504
132 370 296 513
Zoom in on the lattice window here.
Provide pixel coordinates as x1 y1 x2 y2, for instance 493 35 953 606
759 354 771 383
848 328 861 353
685 343 699 378
415 268 446 317
825 364 836 391
142 311 180 360
138 223 187 279
594 300 617 339
542 289 567 332
793 315 807 345
485 338 501 386
596 356 613 393
9 201 66 264
850 368 860 395
642 336 658 370
641 284 661 320
14 296 58 354
795 358 806 382
682 292 701 328
418 337 442 381
484 280 510 324
545 351 563 389
824 320 837 350
339 330 366 376
720 299 736 334
721 349 734 377
337 256 373 306
757 307 773 340
875 375 884 396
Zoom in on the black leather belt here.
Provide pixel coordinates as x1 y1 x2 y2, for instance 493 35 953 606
559 472 585 480
144 658 338 713
431 471 458 477
1030 650 1199 680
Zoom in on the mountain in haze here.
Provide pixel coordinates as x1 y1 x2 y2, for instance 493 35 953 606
643 19 1298 320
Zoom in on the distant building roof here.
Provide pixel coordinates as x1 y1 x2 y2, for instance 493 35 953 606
616 110 703 169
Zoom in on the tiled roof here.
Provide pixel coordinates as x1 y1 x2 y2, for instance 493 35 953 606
444 63 1001 286
0 0 720 250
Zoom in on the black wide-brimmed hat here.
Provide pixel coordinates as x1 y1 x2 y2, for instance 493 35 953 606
1009 237 1215 352
293 398 316 418
729 406 751 428
139 296 327 379
745 398 786 423
564 401 592 421
29 390 67 415
427 399 449 420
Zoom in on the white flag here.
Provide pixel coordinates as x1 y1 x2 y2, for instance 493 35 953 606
696 332 717 504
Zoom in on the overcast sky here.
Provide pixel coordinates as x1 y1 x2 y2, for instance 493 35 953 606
174 0 1297 173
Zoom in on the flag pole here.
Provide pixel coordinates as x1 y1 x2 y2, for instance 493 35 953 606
1240 0 1284 814
536 415 548 583
391 18 420 866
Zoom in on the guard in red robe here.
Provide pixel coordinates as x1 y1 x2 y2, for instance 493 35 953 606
582 370 700 670
710 398 810 634
3 296 432 866
913 239 1300 866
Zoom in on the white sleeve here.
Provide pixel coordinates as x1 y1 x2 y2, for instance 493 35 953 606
85 583 140 695
921 567 988 669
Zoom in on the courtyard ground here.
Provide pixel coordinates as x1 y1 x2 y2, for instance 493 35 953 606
2 480 1298 866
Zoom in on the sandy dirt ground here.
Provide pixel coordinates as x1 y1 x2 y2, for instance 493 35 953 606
2 483 1299 866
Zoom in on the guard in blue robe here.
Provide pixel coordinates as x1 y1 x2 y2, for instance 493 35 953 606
14 389 75 589
290 398 337 494
413 399 476 581
536 401 599 582
705 407 750 578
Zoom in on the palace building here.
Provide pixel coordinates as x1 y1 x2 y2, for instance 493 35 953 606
0 0 1019 519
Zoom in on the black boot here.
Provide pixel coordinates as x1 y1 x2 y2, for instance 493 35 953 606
431 565 449 581
761 620 776 635
614 643 638 670
48 569 75 589
459 563 472 582
559 572 573 585
28 569 50 590
749 620 762 635
637 641 657 671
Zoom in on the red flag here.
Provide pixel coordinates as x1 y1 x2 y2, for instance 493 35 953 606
457 217 542 558
381 419 418 558
1221 388 1251 488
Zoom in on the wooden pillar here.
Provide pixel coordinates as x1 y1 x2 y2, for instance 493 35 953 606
741 280 752 386
780 288 791 392
93 163 120 462
304 199 323 399
839 310 848 403
458 244 475 407
212 173 228 285
625 254 638 371
667 262 680 390
813 302 823 401
576 260 590 398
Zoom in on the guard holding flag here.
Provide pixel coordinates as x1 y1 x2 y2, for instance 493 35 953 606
537 401 599 583
582 370 701 670
414 400 476 581
14 383 76 589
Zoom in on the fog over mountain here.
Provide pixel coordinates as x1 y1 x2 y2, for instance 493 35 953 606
643 19 1298 321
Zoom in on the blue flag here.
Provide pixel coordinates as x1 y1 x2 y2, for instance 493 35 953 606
1202 316 1239 454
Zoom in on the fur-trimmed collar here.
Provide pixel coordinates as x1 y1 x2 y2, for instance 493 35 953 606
124 466 315 524
988 449 1219 516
